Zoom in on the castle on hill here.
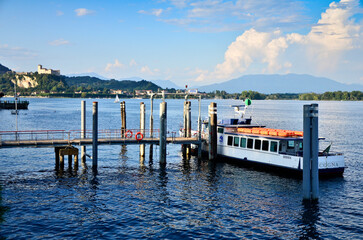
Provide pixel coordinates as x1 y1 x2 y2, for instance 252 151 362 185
37 64 60 76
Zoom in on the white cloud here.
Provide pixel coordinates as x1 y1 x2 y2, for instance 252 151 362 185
105 59 124 72
129 59 137 67
0 43 37 60
75 8 95 17
140 66 160 76
304 0 361 72
49 39 70 46
196 0 362 83
159 0 305 32
138 8 164 17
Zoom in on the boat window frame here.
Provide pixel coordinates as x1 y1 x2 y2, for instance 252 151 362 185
247 138 254 149
262 140 269 151
254 139 261 150
270 141 278 152
227 136 233 146
233 136 239 147
240 137 246 148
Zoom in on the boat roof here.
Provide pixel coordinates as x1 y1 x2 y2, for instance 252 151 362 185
218 124 265 128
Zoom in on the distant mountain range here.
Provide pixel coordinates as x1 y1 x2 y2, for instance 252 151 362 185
67 72 109 80
196 74 363 94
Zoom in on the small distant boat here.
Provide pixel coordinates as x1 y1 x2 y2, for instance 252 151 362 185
114 95 120 103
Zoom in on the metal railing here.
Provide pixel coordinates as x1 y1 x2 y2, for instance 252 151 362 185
0 128 202 147
0 130 69 142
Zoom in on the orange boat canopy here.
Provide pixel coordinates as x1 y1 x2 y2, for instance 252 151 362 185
237 127 303 138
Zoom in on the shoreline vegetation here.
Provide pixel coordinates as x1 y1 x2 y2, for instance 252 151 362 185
1 68 362 101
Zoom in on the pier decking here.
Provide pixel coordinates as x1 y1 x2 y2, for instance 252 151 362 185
0 129 201 148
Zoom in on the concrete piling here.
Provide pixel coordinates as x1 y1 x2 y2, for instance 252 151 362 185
159 101 167 164
208 102 217 160
303 104 319 200
92 101 98 171
81 100 86 166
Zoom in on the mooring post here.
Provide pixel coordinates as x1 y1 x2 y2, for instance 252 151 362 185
197 96 202 159
303 104 319 200
120 101 126 137
54 147 60 170
208 102 217 160
81 100 86 166
149 94 154 161
92 101 98 171
159 101 167 164
140 102 145 161
186 101 191 157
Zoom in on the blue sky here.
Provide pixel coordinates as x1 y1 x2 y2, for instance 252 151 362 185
0 0 362 87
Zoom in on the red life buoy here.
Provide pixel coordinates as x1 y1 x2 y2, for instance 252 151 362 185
125 130 133 138
135 132 143 141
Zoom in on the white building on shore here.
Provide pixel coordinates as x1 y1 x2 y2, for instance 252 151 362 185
37 64 60 76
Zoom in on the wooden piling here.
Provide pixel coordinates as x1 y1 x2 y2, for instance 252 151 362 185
159 101 167 164
182 101 191 158
120 101 126 137
149 94 154 161
197 96 202 159
92 101 98 171
303 104 319 200
140 102 145 161
208 102 217 160
55 147 60 170
81 100 86 166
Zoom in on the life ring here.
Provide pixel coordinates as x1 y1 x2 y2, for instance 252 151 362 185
135 132 143 141
125 130 133 138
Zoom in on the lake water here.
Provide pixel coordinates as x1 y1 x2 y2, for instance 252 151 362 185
0 98 362 239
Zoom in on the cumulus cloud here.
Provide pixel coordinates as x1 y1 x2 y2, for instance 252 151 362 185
197 0 362 82
105 59 124 72
75 8 95 17
49 39 70 46
305 0 361 71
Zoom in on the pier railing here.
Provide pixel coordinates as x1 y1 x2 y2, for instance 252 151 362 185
0 130 69 142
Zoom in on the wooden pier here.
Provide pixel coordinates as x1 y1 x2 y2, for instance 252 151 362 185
0 129 201 148
0 95 209 172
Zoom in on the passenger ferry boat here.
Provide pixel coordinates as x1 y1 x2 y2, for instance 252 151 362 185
194 100 345 177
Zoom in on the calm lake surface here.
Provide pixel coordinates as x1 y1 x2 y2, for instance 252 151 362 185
0 98 362 239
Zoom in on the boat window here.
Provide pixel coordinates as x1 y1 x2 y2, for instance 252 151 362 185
247 138 253 149
240 137 246 148
227 136 233 146
254 139 261 150
270 141 278 152
262 140 269 151
288 141 295 149
234 137 239 146
218 128 224 133
299 142 303 151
